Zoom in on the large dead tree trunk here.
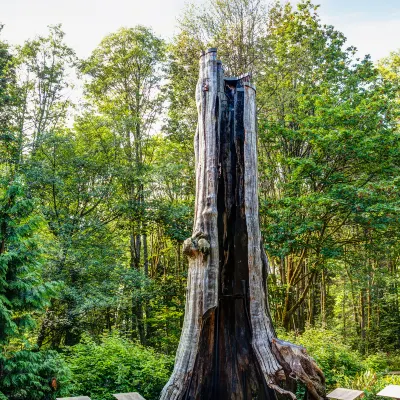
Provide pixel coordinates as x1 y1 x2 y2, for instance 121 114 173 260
160 49 326 400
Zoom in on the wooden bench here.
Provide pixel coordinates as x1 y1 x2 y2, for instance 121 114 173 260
377 385 400 399
113 394 145 400
327 388 364 400
57 397 91 400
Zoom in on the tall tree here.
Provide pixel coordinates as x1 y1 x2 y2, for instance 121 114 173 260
13 25 76 156
82 26 166 343
31 115 124 347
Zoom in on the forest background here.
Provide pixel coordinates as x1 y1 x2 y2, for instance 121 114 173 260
1 0 400 399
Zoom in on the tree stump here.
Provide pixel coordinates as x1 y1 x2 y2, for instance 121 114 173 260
160 49 326 400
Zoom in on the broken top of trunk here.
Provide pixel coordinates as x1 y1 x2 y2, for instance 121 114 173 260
160 49 326 400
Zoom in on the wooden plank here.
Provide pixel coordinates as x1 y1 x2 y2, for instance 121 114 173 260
377 385 400 399
113 393 146 400
57 397 91 400
327 388 364 400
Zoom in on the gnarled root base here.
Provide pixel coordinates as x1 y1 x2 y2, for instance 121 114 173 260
272 338 326 400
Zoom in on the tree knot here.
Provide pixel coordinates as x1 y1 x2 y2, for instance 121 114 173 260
183 233 210 258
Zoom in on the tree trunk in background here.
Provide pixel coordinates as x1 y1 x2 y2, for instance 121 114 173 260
160 49 326 400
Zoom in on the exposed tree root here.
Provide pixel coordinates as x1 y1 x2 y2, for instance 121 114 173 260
272 338 326 400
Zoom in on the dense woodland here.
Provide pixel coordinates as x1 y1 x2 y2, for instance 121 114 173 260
0 0 400 399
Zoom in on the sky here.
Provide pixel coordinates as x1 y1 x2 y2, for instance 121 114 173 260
0 0 399 61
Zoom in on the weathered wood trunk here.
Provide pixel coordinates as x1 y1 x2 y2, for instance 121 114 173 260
160 49 326 400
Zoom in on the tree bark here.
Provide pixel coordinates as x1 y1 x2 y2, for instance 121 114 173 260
160 49 326 400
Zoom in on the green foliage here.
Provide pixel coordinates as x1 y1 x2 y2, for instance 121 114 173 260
26 115 128 346
0 349 71 400
64 333 173 400
363 353 400 372
253 0 400 338
13 24 76 153
0 28 70 398
0 177 69 399
0 180 51 342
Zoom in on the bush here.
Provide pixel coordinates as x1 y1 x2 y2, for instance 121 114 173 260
387 353 400 371
64 333 173 400
0 349 71 400
363 353 390 372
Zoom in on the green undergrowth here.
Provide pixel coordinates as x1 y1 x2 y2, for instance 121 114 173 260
62 333 173 400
